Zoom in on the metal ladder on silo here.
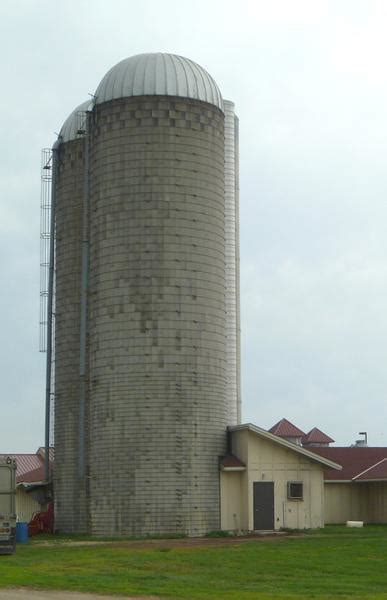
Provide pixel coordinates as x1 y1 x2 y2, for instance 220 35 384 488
40 148 56 468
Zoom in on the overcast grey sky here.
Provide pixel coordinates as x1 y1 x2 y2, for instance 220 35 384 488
1 0 387 451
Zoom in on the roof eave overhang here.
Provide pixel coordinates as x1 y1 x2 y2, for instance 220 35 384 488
325 478 387 483
353 478 387 483
229 423 342 471
17 481 46 489
220 466 246 472
324 479 352 483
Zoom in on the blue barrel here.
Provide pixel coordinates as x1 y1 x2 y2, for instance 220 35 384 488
16 522 28 543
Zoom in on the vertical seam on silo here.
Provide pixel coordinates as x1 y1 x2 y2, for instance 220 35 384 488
143 53 151 95
175 55 190 99
162 54 168 95
132 56 143 97
205 69 216 107
102 64 118 103
121 57 133 98
170 55 180 97
186 59 202 102
193 59 209 104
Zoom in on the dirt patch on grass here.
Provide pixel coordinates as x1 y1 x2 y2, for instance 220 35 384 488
0 590 156 600
33 531 295 550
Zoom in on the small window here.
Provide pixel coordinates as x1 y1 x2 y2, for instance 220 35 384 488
287 481 303 500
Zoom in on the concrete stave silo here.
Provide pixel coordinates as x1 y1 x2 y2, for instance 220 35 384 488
52 53 240 536
53 101 91 533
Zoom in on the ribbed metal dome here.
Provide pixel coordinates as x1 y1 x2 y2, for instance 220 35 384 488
59 100 94 143
95 53 224 111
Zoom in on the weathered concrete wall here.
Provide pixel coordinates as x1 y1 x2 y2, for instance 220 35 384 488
54 138 87 533
86 96 228 536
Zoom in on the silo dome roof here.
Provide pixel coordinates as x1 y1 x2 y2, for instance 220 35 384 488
95 53 224 111
59 99 94 143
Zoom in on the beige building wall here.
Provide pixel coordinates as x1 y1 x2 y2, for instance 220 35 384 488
325 482 387 524
16 488 44 523
221 430 325 531
368 482 387 522
220 472 243 531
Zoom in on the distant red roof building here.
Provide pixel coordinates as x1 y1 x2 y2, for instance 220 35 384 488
269 418 306 439
0 449 54 484
0 454 42 480
37 447 55 463
311 447 387 482
18 465 45 484
302 427 334 447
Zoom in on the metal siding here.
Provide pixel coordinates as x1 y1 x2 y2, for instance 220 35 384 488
16 488 43 523
235 114 242 415
224 101 240 425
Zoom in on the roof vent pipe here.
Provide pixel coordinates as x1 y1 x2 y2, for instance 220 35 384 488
353 432 368 447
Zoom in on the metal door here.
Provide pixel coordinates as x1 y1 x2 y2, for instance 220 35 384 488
253 481 274 530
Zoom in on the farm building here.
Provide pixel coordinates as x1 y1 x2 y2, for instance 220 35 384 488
0 448 53 522
312 446 387 524
220 423 341 531
7 422 387 531
268 418 387 525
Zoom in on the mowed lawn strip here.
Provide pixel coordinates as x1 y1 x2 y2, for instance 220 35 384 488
1 527 387 599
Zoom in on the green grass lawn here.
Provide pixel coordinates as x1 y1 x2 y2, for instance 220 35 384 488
1 526 387 599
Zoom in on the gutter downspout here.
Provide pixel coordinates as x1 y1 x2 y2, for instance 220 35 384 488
226 427 233 455
79 111 91 479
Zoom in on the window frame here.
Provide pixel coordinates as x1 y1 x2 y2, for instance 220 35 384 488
287 481 304 500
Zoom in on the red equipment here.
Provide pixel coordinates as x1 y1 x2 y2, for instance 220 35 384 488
28 502 54 536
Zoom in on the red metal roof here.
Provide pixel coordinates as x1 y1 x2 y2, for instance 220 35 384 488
220 454 246 469
311 447 387 481
0 449 54 483
353 458 387 481
37 447 55 463
0 454 42 478
18 465 46 484
268 418 305 438
302 427 334 444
